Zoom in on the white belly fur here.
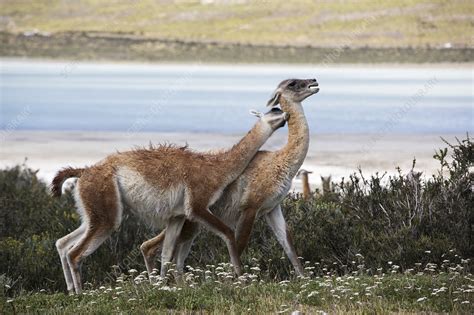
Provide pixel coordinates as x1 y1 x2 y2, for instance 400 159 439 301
116 167 185 227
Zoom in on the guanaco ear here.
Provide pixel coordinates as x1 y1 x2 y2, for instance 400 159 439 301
249 109 263 118
267 88 282 107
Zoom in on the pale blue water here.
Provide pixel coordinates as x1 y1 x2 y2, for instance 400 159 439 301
1 60 472 134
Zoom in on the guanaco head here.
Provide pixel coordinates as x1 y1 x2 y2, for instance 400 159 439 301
267 78 319 107
296 169 313 178
250 107 289 131
321 175 332 194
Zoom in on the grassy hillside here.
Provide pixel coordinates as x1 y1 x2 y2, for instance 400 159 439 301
1 0 473 48
2 31 471 63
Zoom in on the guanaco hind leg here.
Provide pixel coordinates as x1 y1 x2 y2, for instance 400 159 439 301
265 205 304 276
56 224 87 293
140 231 166 276
58 172 122 294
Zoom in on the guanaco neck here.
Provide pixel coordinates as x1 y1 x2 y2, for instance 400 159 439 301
302 173 311 200
276 97 310 176
220 122 272 184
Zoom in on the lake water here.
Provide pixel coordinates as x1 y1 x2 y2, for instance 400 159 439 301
1 60 472 134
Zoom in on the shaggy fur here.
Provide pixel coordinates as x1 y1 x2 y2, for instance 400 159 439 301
52 109 288 294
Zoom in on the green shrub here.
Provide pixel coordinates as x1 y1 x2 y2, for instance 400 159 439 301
0 135 472 294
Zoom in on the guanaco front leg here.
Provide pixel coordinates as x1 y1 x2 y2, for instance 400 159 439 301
141 220 199 276
191 207 242 276
160 216 186 277
174 222 200 273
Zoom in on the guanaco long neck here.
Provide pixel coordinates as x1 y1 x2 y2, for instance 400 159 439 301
302 173 311 200
277 97 310 177
220 122 272 184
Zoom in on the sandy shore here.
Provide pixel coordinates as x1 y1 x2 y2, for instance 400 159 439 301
0 131 462 191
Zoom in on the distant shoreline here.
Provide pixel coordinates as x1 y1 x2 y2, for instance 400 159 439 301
1 31 472 64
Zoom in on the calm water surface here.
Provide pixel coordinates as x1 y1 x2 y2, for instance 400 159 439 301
1 60 472 134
